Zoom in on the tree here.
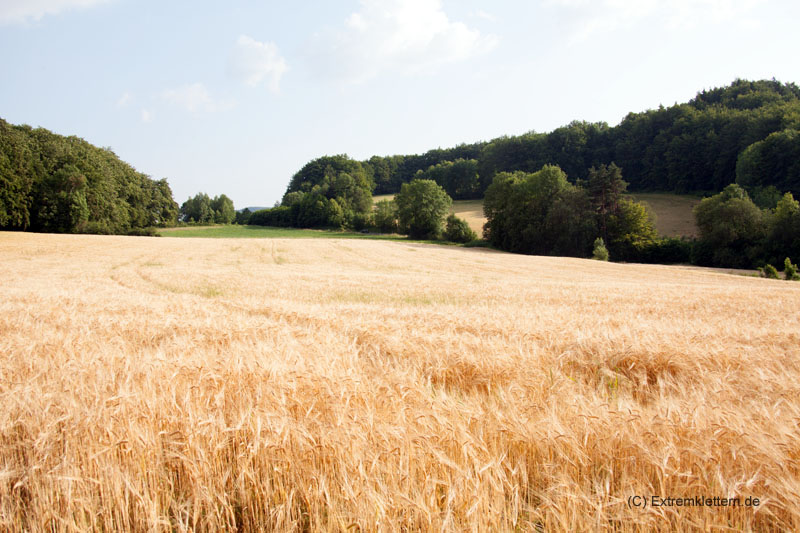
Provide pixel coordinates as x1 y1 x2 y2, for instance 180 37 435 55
373 199 398 233
180 193 213 223
283 155 373 227
483 165 597 256
444 214 477 243
235 208 252 225
394 179 452 239
210 194 235 224
693 184 767 267
736 129 800 196
34 164 90 233
764 192 800 265
416 159 481 199
593 238 609 261
1 118 178 234
605 198 659 259
588 163 627 241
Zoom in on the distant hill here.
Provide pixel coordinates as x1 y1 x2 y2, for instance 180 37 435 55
351 79 800 199
1 118 178 234
239 206 269 213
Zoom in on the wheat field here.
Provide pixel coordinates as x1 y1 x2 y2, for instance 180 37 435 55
1 232 799 532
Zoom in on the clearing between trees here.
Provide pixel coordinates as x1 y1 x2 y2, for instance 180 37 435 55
1 232 798 531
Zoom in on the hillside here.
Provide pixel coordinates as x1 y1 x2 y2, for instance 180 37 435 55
2 232 798 531
357 79 800 198
0 118 178 233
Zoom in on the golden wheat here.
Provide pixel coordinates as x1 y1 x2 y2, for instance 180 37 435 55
1 232 799 531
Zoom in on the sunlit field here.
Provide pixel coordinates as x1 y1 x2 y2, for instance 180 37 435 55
2 232 799 531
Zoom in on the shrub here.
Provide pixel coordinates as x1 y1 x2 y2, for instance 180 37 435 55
349 211 373 232
126 227 160 237
760 264 780 279
593 238 609 261
784 257 800 280
693 184 767 268
444 214 477 243
618 237 693 264
249 206 294 227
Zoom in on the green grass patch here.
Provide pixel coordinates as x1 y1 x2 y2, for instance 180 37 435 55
159 224 451 245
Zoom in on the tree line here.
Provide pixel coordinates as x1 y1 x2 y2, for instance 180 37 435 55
1 118 178 234
358 79 800 201
482 163 800 270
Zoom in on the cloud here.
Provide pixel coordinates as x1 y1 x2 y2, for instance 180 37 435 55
0 0 110 25
140 108 153 123
472 9 496 22
117 91 131 107
161 83 233 113
546 0 764 42
314 0 498 83
228 35 288 92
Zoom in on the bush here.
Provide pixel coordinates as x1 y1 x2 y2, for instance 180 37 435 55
249 206 294 227
760 264 780 279
593 238 609 261
349 211 373 232
784 257 800 280
444 214 477 243
619 237 693 264
693 184 767 268
126 227 160 237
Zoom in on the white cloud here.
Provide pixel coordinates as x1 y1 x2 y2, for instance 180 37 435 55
117 91 131 107
161 83 233 113
228 35 288 93
472 9 496 22
547 0 764 42
0 0 110 25
315 0 498 83
140 108 153 123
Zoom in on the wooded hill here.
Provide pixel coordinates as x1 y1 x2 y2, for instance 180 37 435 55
360 79 800 200
0 119 178 234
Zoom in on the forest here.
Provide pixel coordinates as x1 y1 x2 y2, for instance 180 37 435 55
0 119 178 235
359 78 800 200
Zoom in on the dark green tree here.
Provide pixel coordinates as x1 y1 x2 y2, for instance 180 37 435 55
693 184 767 267
588 163 627 241
394 179 452 239
443 214 477 243
736 129 800 195
235 208 252 225
1 118 177 234
764 192 800 265
483 165 596 256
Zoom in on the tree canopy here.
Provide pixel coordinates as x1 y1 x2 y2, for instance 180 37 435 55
352 79 800 198
394 179 452 239
0 118 178 234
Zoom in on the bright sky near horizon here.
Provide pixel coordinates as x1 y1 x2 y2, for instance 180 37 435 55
1 0 798 208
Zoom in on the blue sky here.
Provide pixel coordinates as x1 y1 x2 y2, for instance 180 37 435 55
1 0 798 208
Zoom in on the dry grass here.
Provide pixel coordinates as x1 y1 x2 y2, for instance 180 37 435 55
1 232 799 532
628 193 701 238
